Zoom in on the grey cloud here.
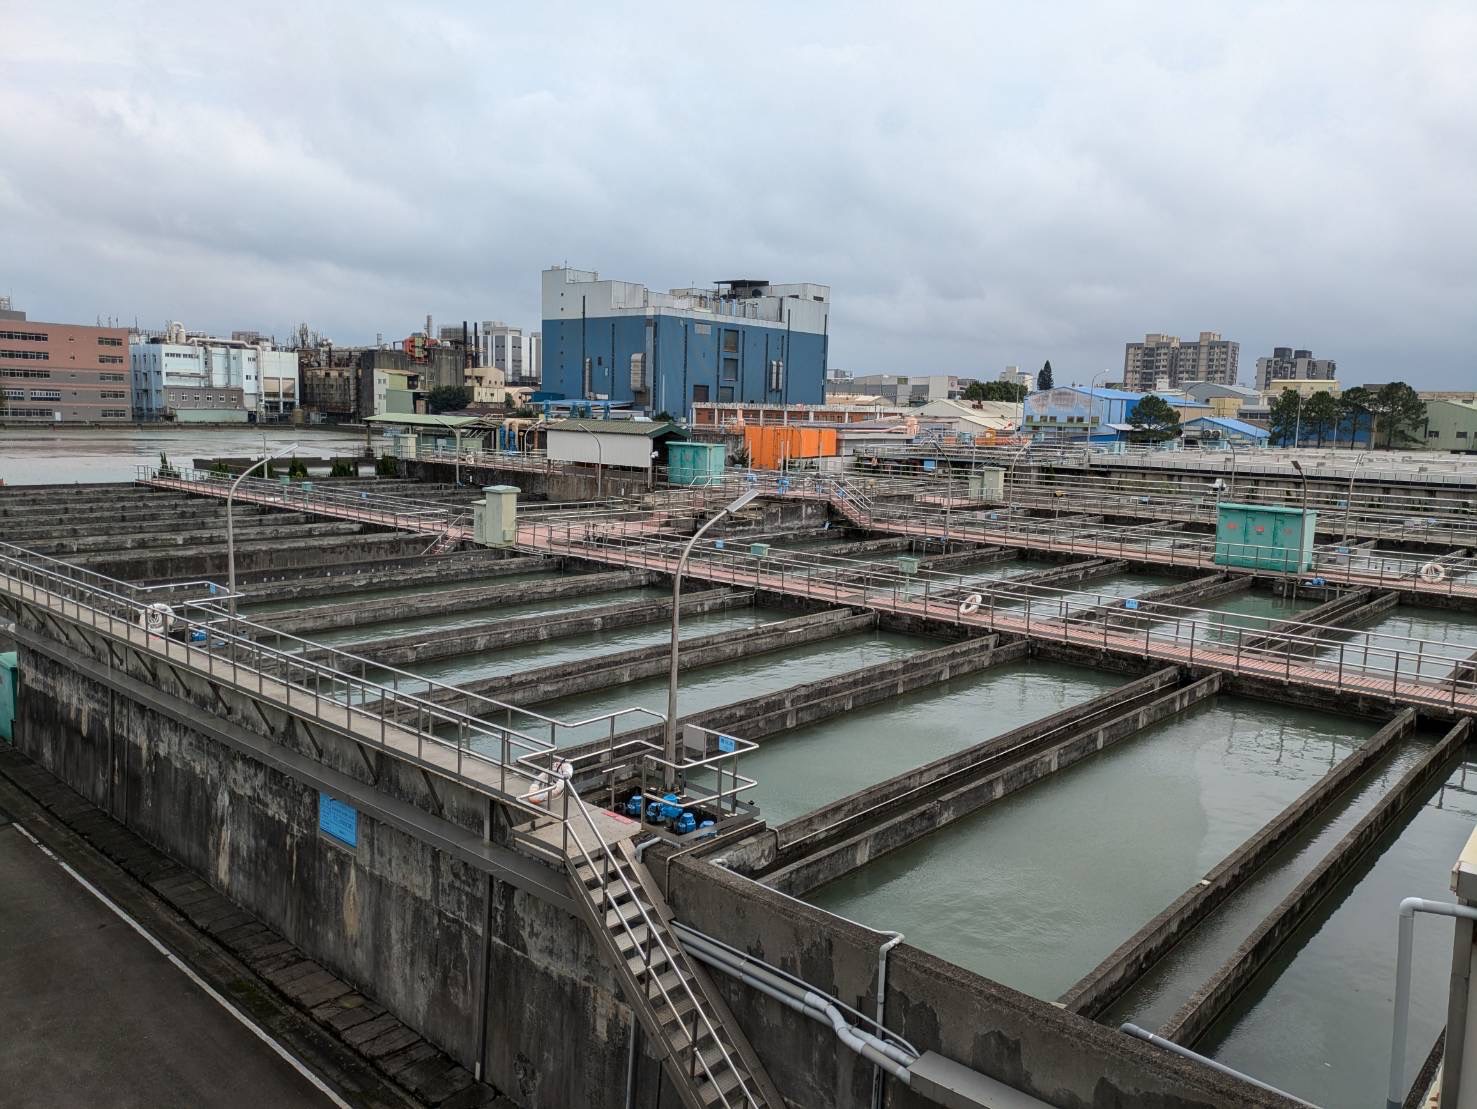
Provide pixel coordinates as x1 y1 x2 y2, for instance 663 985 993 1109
0 0 1473 384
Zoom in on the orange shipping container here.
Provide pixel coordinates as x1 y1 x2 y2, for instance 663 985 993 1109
743 425 838 469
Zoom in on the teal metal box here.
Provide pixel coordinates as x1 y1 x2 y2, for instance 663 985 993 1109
0 651 16 742
1213 503 1318 572
667 442 726 486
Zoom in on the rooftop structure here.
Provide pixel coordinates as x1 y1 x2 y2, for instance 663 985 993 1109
1256 346 1336 391
541 266 829 413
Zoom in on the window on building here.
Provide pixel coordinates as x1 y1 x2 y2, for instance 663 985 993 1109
1 388 22 399
768 359 784 392
721 357 738 383
99 390 127 400
1459 431 1470 439
0 369 51 379
101 409 128 418
28 390 61 400
718 386 734 402
1429 430 1441 439
98 355 124 364
99 373 126 382
692 385 710 402
97 336 124 347
722 330 739 353
0 330 46 343
0 349 49 360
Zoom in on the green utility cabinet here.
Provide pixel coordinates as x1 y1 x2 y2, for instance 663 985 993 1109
666 442 726 487
0 651 17 742
1213 503 1318 572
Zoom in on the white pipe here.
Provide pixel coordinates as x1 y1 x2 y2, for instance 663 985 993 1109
1119 1025 1317 1107
1387 897 1477 1109
673 925 915 1079
873 931 905 1109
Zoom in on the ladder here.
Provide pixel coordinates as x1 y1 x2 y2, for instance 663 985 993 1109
563 811 782 1108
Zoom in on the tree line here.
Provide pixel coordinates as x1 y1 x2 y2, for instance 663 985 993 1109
1268 381 1424 448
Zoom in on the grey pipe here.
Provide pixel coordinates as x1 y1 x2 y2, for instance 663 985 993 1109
1119 1024 1317 1107
1387 897 1477 1109
674 925 914 1079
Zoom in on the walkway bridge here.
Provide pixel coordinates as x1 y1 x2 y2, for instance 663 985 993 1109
134 466 1477 715
513 485 1477 718
0 539 782 1109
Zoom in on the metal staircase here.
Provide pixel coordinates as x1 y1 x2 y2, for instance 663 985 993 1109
560 805 782 1108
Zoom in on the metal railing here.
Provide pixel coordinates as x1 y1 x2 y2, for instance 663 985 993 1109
536 775 758 1107
138 465 465 536
519 511 1477 713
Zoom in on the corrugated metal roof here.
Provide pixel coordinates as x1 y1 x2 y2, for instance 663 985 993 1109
1186 415 1270 438
547 419 684 437
364 413 483 428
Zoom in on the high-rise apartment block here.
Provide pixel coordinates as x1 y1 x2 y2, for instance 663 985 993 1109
1 303 131 423
1123 331 1239 391
1255 347 1336 391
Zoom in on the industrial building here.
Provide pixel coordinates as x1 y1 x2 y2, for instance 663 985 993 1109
1123 331 1240 391
0 305 131 423
1022 385 1211 442
129 322 299 422
1255 346 1336 391
540 267 830 412
1419 398 1477 452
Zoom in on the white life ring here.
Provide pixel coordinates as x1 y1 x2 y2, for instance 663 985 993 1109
528 759 574 806
140 602 175 635
958 593 984 616
1419 562 1447 584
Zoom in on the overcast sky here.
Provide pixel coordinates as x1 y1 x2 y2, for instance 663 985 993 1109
2 2 1473 386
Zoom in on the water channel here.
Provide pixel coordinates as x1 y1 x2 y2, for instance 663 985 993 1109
808 695 1377 1002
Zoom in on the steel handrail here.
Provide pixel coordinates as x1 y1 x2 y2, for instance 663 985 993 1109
538 782 756 1108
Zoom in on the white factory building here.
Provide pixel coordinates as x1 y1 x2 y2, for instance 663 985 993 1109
130 323 299 421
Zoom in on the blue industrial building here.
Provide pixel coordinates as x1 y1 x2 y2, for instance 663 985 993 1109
540 267 830 415
1022 386 1214 444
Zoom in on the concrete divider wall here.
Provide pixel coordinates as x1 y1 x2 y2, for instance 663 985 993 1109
241 552 552 604
770 668 1182 857
763 674 1222 896
1161 716 1474 1046
561 635 1022 779
81 532 436 581
657 854 1297 1109
265 569 655 635
1060 707 1418 1018
443 609 876 710
1241 588 1372 651
341 588 749 667
10 630 653 1109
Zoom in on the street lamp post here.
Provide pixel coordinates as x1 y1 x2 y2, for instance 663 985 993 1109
1086 370 1108 450
1290 458 1310 596
429 416 465 485
664 488 760 789
1342 450 1369 543
572 421 604 498
228 442 298 622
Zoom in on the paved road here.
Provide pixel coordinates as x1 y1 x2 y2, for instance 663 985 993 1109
0 817 335 1108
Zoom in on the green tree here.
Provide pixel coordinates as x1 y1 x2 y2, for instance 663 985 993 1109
1338 386 1375 447
963 380 1028 402
287 457 309 480
1302 391 1340 447
1127 395 1182 443
427 385 473 414
1268 389 1302 446
1036 361 1054 391
1367 381 1426 449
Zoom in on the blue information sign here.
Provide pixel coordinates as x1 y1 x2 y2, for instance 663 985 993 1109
318 792 358 847
718 735 737 754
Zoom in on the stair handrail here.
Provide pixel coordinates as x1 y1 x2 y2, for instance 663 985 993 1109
534 780 759 1108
